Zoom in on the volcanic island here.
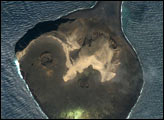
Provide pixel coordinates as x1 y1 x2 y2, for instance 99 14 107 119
15 1 143 119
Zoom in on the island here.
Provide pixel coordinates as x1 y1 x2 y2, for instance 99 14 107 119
15 1 143 119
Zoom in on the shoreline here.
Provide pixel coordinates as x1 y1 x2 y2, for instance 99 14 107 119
15 1 143 119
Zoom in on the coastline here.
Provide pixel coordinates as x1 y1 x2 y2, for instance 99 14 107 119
15 1 143 119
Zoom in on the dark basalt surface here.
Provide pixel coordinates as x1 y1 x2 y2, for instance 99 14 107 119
15 1 143 119
15 18 75 53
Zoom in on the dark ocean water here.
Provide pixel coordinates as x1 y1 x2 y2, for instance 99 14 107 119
1 1 163 119
121 1 163 119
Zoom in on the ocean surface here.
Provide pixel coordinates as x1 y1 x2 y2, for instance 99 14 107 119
1 1 163 119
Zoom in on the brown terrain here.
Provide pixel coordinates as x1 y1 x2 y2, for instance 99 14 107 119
15 1 143 119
